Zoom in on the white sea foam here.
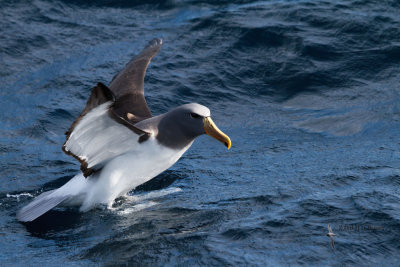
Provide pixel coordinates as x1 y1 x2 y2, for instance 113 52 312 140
117 201 159 215
6 193 33 202
115 187 182 215
127 187 182 202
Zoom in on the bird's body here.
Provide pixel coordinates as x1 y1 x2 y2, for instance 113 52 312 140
50 137 191 212
18 38 231 222
64 106 193 212
327 224 336 249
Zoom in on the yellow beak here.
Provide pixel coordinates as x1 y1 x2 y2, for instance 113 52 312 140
203 117 231 149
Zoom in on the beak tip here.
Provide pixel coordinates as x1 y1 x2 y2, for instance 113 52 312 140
225 141 231 150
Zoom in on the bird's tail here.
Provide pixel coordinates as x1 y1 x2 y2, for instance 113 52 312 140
17 189 70 222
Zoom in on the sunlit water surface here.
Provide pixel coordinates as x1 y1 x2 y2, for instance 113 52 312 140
1 0 400 265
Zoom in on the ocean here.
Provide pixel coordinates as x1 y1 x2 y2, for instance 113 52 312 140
1 0 399 265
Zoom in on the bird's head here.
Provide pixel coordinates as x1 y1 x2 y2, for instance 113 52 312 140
157 103 231 149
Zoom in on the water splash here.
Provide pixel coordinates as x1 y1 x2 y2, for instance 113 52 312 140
127 187 182 201
6 193 33 202
117 201 159 215
113 187 182 215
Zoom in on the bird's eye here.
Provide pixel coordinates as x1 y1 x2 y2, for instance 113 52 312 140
190 113 201 119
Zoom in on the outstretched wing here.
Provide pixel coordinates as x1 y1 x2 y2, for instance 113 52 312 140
63 38 162 177
110 38 162 124
63 97 146 177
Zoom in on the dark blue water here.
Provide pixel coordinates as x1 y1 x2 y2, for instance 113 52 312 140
1 0 400 265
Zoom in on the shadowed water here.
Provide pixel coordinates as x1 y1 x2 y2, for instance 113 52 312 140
1 0 400 265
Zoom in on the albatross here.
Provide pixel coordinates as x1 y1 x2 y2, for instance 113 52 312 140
17 38 231 222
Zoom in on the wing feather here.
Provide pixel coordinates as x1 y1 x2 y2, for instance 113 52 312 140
63 102 146 177
62 38 161 176
109 38 162 123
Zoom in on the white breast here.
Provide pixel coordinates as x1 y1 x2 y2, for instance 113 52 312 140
79 137 193 211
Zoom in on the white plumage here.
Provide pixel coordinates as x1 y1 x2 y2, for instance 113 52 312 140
17 103 193 221
64 101 138 170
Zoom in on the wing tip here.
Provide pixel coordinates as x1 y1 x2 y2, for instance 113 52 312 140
141 38 163 57
148 37 163 47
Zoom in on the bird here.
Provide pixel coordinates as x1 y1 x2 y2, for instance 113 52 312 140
17 38 231 222
327 224 336 249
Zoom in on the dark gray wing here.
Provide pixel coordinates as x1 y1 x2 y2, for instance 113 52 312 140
62 39 162 177
109 38 162 124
